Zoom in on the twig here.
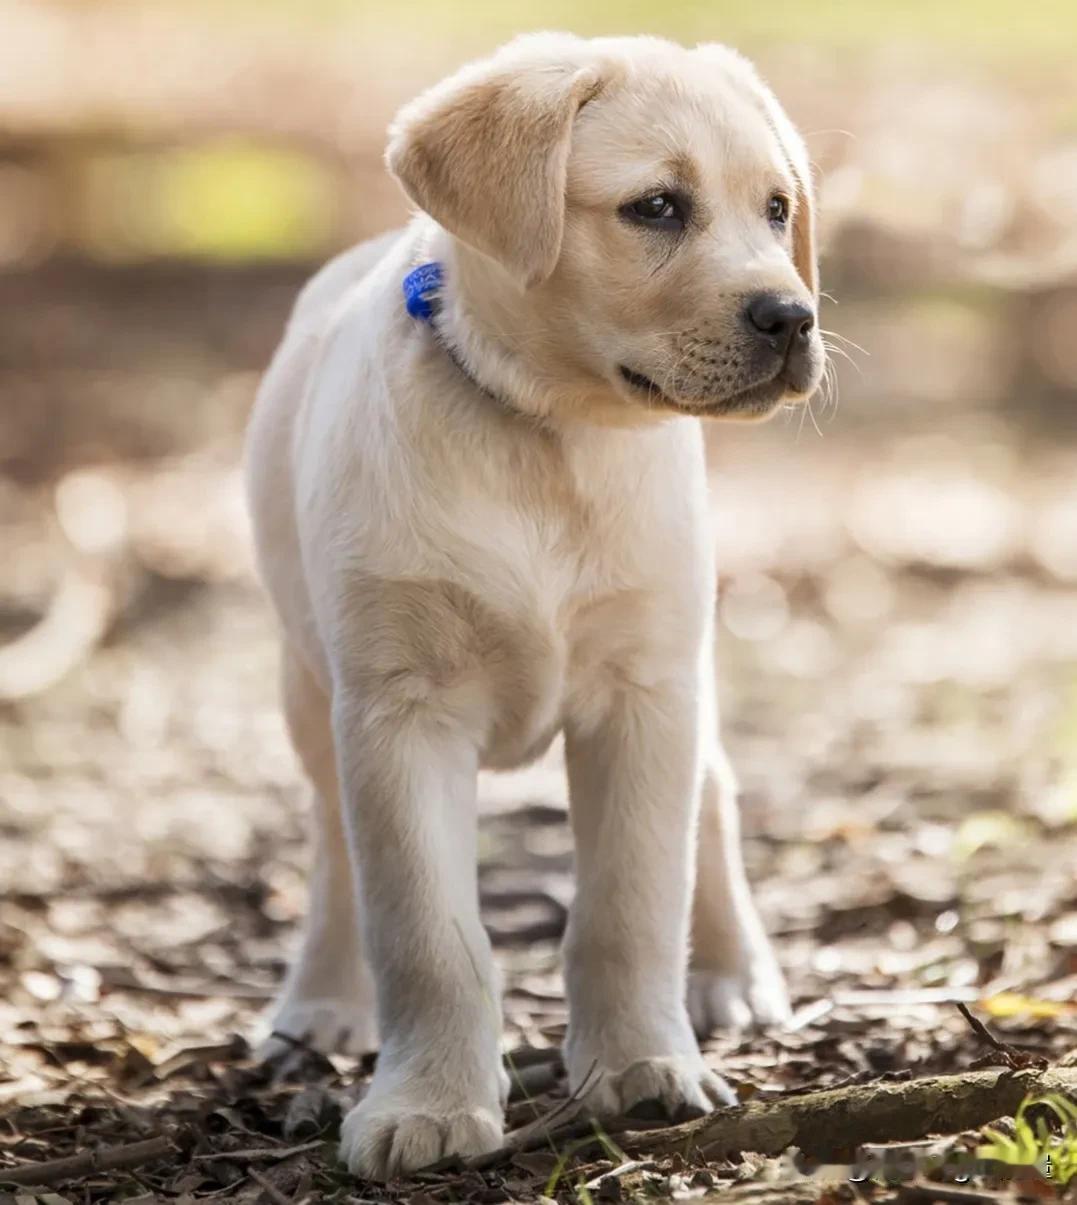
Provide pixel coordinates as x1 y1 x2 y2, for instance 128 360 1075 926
955 1002 1047 1070
583 1159 645 1190
191 1140 324 1163
467 1065 607 1166
249 1165 294 1205
467 1110 664 1171
834 988 981 1007
786 999 833 1031
268 1029 318 1053
475 1116 596 1169
479 1056 601 1163
957 1002 1015 1065
0 1133 174 1187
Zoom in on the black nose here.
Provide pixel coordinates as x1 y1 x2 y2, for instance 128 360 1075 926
744 293 815 357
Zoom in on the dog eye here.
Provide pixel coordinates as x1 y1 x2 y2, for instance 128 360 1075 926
623 192 686 231
767 193 790 226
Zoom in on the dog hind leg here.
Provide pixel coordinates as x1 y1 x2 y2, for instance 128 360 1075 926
260 647 378 1058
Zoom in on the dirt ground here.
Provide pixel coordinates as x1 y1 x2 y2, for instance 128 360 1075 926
2 387 1077 1201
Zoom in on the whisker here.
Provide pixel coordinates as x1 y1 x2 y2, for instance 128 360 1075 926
806 396 824 438
820 359 839 417
822 341 864 380
828 359 843 416
808 350 839 423
820 328 870 357
795 393 810 443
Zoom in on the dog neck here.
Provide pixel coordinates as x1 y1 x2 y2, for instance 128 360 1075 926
427 303 515 413
416 222 684 431
416 231 554 421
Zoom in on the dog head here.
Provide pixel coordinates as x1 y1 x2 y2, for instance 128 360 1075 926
387 34 825 422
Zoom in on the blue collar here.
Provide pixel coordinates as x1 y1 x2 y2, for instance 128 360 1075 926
401 259 512 411
402 261 443 322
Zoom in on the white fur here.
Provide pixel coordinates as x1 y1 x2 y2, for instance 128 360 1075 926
245 33 815 1180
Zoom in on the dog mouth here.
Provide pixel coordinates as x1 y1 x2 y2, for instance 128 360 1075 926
618 365 672 399
617 364 788 416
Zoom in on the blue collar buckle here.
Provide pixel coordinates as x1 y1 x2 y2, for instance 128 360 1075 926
402 261 444 322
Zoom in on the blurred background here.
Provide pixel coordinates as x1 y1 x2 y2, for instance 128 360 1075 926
2 0 1077 1126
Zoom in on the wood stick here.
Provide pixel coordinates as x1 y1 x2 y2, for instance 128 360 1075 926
583 1159 645 1190
249 1165 295 1205
620 1067 1077 1162
955 1002 1047 1069
191 1140 324 1163
0 1133 174 1187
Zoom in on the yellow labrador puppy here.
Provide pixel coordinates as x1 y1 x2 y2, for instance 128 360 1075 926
246 32 824 1179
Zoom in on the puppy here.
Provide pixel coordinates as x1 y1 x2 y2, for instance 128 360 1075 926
245 32 824 1179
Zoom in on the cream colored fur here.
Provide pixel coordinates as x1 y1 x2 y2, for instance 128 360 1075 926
245 33 823 1180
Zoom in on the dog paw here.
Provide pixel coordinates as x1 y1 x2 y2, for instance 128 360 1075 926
258 995 379 1062
339 1096 503 1178
687 957 791 1036
580 1054 736 1121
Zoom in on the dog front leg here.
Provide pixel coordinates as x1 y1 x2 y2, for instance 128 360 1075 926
563 678 735 1118
332 692 505 1179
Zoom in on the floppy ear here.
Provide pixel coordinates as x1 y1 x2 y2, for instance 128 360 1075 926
386 44 603 289
695 45 818 299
